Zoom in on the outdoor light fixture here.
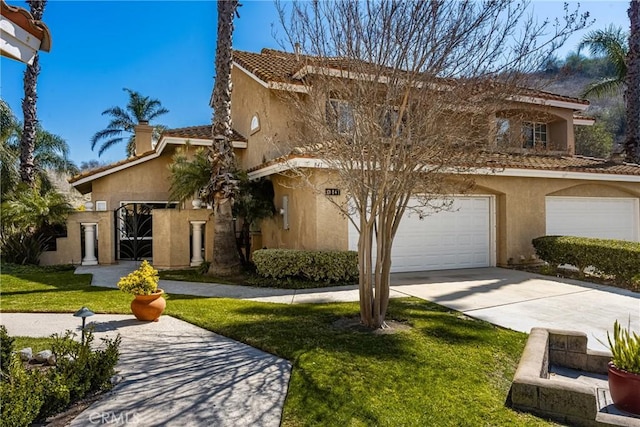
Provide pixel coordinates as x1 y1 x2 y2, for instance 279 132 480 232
73 306 95 345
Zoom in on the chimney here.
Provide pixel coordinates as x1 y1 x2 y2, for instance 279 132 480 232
294 42 301 61
134 121 153 156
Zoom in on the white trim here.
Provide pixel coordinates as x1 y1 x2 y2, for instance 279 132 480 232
509 95 589 111
233 61 308 93
247 157 640 183
0 15 41 64
486 167 640 182
233 62 269 89
574 118 595 126
489 195 497 267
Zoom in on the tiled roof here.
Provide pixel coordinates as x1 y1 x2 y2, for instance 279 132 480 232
233 48 589 107
248 151 640 177
162 125 246 142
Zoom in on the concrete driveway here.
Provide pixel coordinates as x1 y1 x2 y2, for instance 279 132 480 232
390 267 640 352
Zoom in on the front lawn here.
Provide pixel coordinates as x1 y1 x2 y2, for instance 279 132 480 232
0 267 551 426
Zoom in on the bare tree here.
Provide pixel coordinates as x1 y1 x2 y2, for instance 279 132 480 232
275 1 588 328
19 0 47 187
206 0 241 275
626 0 640 163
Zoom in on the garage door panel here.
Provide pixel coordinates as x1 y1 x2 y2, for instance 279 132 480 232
546 197 639 241
348 196 493 272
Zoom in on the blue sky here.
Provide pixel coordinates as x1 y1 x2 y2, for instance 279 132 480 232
0 1 631 166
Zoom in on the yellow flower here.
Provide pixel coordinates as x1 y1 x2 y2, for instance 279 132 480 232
117 261 159 295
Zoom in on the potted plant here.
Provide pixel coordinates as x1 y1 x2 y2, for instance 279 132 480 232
117 260 166 321
607 320 640 415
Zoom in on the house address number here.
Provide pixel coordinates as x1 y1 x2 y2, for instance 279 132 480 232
325 188 341 196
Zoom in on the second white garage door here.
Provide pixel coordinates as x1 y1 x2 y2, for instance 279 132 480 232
546 196 640 241
348 196 494 273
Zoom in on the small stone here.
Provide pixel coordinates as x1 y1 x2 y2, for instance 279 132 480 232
46 354 56 366
34 350 52 363
18 348 32 361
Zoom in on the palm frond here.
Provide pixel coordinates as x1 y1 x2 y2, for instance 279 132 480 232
168 148 211 203
581 77 624 98
97 137 125 156
578 25 628 82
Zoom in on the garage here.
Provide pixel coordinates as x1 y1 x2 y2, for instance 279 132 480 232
545 196 640 241
348 196 494 273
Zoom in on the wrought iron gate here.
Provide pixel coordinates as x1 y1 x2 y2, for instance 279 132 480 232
114 203 154 260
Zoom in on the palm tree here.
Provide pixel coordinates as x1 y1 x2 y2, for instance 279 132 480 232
578 25 628 98
19 0 47 188
626 0 639 163
205 0 241 275
1 100 77 201
1 100 21 199
91 88 169 157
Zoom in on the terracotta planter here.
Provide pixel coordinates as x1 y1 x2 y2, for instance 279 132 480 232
130 290 166 322
608 362 640 415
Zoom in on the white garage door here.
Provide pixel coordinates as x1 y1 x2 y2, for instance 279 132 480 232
546 196 640 241
348 196 494 273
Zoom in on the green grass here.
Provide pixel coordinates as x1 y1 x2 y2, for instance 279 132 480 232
0 267 552 426
12 336 55 353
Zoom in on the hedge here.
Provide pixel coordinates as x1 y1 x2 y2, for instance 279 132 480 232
252 249 359 283
532 235 640 286
0 328 120 427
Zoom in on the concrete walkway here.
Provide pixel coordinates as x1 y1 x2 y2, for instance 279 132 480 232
78 263 640 352
1 313 291 427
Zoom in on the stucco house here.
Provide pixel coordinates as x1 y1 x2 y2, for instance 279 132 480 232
44 48 640 272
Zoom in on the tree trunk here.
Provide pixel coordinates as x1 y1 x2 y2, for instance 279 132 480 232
242 220 251 263
209 0 241 275
626 0 640 163
19 0 46 187
210 197 240 275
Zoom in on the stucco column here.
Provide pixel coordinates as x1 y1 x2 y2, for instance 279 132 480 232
190 221 206 266
81 223 98 266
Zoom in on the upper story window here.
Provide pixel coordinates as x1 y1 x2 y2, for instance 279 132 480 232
380 108 408 137
522 121 547 149
250 115 260 134
326 99 354 134
495 118 510 145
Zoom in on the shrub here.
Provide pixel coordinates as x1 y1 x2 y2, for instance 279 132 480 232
0 232 48 265
0 328 120 426
0 325 14 378
532 236 640 287
0 358 45 427
253 249 358 283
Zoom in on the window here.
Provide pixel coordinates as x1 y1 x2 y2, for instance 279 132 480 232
495 118 510 144
522 122 547 149
380 108 407 137
326 99 354 134
250 115 260 134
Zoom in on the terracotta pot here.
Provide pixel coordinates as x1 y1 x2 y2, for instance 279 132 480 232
608 362 640 415
130 289 166 322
